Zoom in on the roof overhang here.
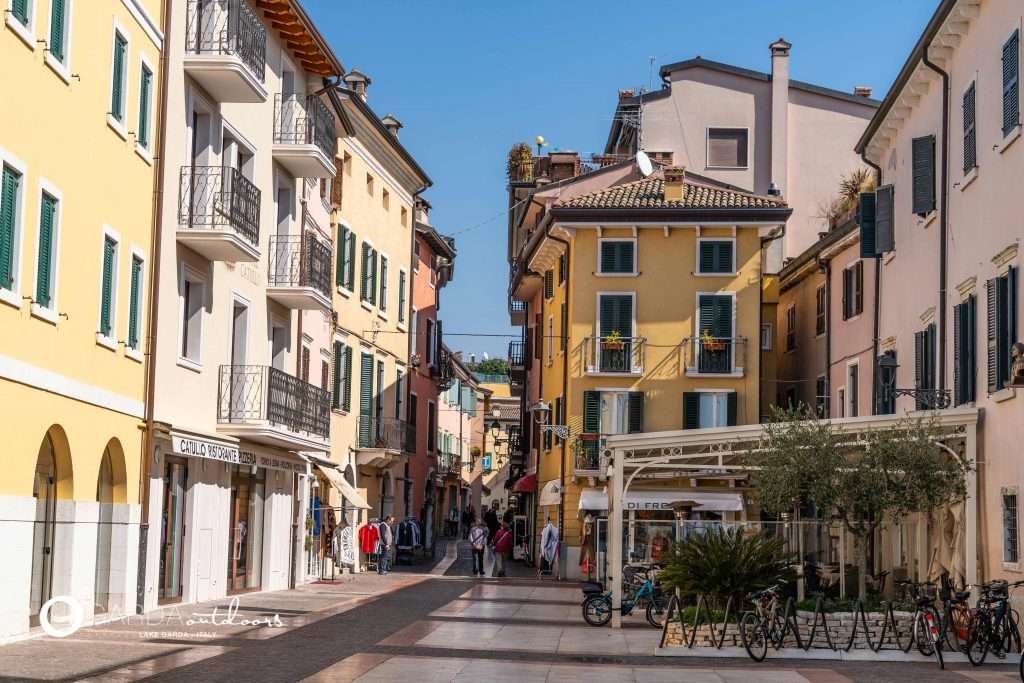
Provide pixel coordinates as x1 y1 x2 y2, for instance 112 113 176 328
549 207 792 224
253 0 344 76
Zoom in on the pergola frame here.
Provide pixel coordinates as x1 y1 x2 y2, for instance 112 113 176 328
605 407 980 628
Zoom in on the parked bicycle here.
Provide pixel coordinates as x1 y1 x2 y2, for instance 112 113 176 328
964 579 1023 665
581 564 666 628
938 574 973 653
739 583 793 662
893 579 944 669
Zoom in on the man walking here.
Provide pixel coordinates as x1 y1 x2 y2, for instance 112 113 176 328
468 518 488 577
483 503 499 544
492 521 513 578
377 515 395 575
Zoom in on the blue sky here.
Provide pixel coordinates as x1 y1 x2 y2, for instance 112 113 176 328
305 0 936 360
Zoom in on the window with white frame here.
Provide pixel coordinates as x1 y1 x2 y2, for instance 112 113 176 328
33 187 59 312
137 60 154 153
698 391 730 428
397 268 407 325
0 160 25 299
1004 490 1019 564
7 0 34 38
46 0 71 69
378 254 388 313
760 322 772 351
697 239 734 274
126 252 144 352
109 27 129 125
598 239 636 275
179 268 205 363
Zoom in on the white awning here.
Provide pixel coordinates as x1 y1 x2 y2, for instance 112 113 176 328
539 479 562 506
314 463 370 509
578 487 744 513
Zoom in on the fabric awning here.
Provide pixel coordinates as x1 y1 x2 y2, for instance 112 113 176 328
578 487 744 512
512 473 537 493
314 463 370 509
539 479 562 506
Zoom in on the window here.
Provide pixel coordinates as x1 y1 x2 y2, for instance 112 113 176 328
137 63 154 152
760 322 772 351
1004 491 1019 564
374 358 384 427
560 301 567 352
413 240 420 272
815 375 828 417
1 163 23 295
596 293 634 372
785 305 796 352
986 266 1018 392
126 253 143 351
482 453 492 473
378 254 388 313
179 269 204 363
382 188 389 210
543 269 553 299
954 295 977 405
914 323 937 409
425 318 435 365
558 253 566 284
410 306 418 345
321 356 329 390
598 239 635 275
331 341 353 411
1003 30 1020 137
583 390 643 436
365 173 373 196
110 29 128 124
400 206 408 227
697 239 734 274
911 135 936 216
546 316 553 365
837 388 845 417
696 293 734 373
10 0 30 26
397 269 407 324
847 363 859 418
48 0 69 65
815 285 826 335
842 261 864 320
707 128 748 168
877 351 897 414
360 241 377 304
98 234 118 339
682 391 736 429
336 225 355 290
34 191 58 310
395 370 404 421
426 401 436 452
963 82 977 173
343 151 352 175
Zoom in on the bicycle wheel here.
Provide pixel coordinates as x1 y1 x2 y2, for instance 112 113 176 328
582 595 612 627
915 613 935 657
645 593 668 629
966 612 991 666
1004 609 1021 655
740 612 768 662
944 605 971 653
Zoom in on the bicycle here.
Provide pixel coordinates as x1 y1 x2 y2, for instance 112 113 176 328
964 579 1023 665
739 584 790 662
581 565 666 628
938 574 972 654
893 579 944 669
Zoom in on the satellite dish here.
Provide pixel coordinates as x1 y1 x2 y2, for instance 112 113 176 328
636 150 653 177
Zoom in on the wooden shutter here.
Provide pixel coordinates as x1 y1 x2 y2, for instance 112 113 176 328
342 345 353 411
699 241 732 273
111 34 127 120
858 192 877 258
954 302 963 405
398 270 406 323
560 302 567 351
699 295 732 339
301 346 310 382
600 241 633 274
435 319 444 367
582 390 600 433
368 249 378 305
336 226 347 286
11 0 27 23
36 195 56 307
360 242 370 300
534 314 541 360
379 256 388 312
0 166 19 289
854 261 864 315
358 353 374 445
127 256 142 349
558 254 566 284
914 330 926 409
875 185 895 253
988 277 1000 392
100 237 115 336
911 135 936 215
683 392 700 429
842 268 852 320
346 231 355 289
1003 30 1020 136
50 0 66 60
544 270 553 299
967 295 977 403
331 341 343 409
627 392 644 434
600 294 632 337
963 82 977 172
554 397 563 444
138 68 152 148
1007 267 1019 384
726 392 738 426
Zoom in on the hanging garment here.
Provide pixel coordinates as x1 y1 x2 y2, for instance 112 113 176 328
541 522 559 563
358 522 380 554
339 526 356 566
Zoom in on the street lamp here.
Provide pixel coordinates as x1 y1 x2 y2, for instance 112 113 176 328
489 419 501 440
877 351 951 409
531 400 568 441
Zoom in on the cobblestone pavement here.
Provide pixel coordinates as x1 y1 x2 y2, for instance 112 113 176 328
0 541 1017 682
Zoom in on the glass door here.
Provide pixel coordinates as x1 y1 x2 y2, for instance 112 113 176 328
159 458 187 603
228 466 265 593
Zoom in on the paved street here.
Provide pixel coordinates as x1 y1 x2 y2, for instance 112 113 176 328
0 541 1015 682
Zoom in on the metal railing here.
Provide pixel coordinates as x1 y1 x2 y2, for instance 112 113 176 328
218 365 329 439
506 425 522 454
274 94 337 161
268 233 332 299
355 416 414 452
185 0 266 83
574 436 604 475
509 154 630 183
437 451 462 476
685 337 747 374
584 336 645 373
178 166 260 247
508 340 526 367
510 299 526 313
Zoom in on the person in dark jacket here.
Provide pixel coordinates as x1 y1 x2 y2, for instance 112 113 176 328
483 503 499 543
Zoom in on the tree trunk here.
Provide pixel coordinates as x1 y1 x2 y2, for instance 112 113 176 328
855 532 868 602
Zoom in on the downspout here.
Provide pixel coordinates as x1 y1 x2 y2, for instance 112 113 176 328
407 185 428 541
545 229 571 580
923 51 950 394
138 1 173 613
817 257 832 413
860 152 883 413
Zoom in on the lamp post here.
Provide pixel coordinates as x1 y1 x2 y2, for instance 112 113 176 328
877 351 951 410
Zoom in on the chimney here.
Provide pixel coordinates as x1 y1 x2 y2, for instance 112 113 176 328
853 86 873 98
663 166 686 202
342 69 371 101
381 113 403 139
618 88 635 100
769 38 791 200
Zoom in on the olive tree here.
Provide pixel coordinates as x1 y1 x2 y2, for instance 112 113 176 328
747 406 971 600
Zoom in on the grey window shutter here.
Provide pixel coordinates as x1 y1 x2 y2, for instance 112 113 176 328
854 262 864 315
842 268 852 320
0 166 19 289
1007 266 1018 378
627 392 644 434
682 392 700 429
988 277 999 392
875 185 895 253
699 241 715 273
332 341 343 409
967 294 977 403
911 135 936 216
914 330 926 409
858 192 877 258
726 392 738 426
582 390 601 433
954 302 963 405
963 82 977 172
346 232 356 289
1003 30 1020 136
713 296 731 338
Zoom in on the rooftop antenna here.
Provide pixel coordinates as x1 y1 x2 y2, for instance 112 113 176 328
636 150 653 177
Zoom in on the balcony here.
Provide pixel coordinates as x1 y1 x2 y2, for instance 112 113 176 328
509 298 526 326
507 340 529 383
432 346 455 391
178 166 260 262
437 451 462 478
272 94 337 178
685 337 747 377
354 417 414 468
267 233 332 310
583 336 645 375
184 0 267 103
217 365 330 451
573 436 607 483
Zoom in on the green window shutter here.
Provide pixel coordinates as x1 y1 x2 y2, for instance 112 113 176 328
398 270 406 323
0 165 20 290
138 67 152 148
582 390 600 433
375 359 384 422
359 242 370 300
726 392 738 426
331 341 343 409
127 256 142 349
911 135 936 216
335 226 347 286
914 330 926 409
954 302 963 405
342 345 353 411
964 82 977 172
544 270 553 299
1003 30 1020 136
627 391 643 434
99 237 115 336
699 241 733 274
358 353 374 446
379 257 388 312
967 294 977 403
699 294 732 339
111 33 127 120
11 0 27 24
683 392 700 429
368 249 378 305
842 268 852 320
346 231 355 289
858 192 877 258
35 194 56 308
874 185 895 253
49 0 66 61
600 240 634 274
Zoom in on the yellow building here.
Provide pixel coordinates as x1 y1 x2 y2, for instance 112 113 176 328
0 0 163 636
508 164 790 578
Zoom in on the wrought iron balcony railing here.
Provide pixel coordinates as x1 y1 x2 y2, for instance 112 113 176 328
268 233 332 299
178 166 260 247
583 336 645 374
218 365 329 439
274 94 337 161
685 337 747 375
355 416 415 452
508 340 527 367
510 300 526 313
437 451 462 477
185 0 266 82
574 436 604 475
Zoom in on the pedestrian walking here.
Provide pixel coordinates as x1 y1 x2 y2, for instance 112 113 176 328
377 515 395 575
468 518 488 577
492 521 513 578
483 503 499 543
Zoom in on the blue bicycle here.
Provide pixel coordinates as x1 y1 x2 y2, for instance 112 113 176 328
581 565 667 628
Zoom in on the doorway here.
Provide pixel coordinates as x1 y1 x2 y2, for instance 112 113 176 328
29 436 57 626
158 457 188 604
227 465 265 593
94 448 114 614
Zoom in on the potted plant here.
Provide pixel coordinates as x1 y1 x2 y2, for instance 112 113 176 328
700 330 726 352
601 330 625 351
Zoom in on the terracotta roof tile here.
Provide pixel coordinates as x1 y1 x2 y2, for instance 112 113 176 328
556 177 787 210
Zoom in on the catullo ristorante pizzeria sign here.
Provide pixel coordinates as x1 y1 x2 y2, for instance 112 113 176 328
172 434 241 463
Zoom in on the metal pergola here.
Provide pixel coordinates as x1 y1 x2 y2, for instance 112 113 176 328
603 407 980 628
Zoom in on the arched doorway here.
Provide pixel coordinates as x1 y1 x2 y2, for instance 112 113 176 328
94 448 114 613
29 435 58 626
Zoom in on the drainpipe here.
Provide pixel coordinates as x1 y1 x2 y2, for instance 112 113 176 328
137 2 173 614
923 51 950 394
545 229 571 581
860 153 883 413
817 256 832 413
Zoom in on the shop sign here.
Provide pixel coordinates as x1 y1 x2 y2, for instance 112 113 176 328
250 452 308 474
171 434 240 463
